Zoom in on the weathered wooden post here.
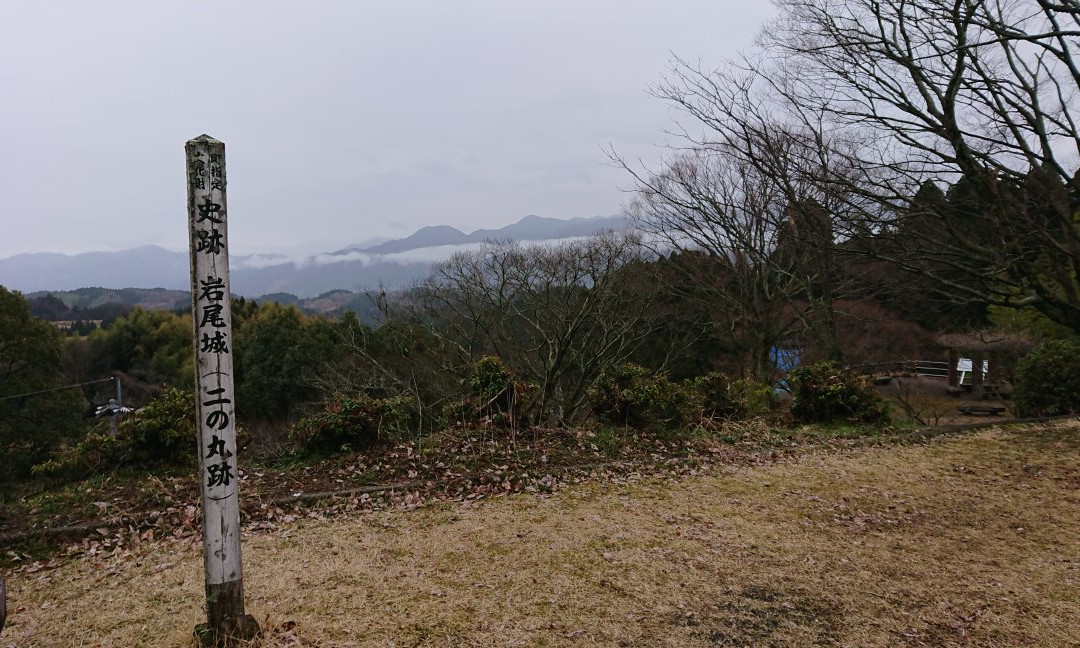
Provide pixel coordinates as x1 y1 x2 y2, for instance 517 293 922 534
972 351 985 392
186 135 260 645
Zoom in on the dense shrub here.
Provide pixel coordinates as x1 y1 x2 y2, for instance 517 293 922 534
787 362 889 424
1 287 86 482
693 373 774 420
34 388 197 478
234 303 340 422
588 363 692 428
291 394 413 453
450 356 537 428
1013 339 1080 417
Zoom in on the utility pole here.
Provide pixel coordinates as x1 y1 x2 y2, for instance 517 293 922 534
186 134 259 645
108 375 122 436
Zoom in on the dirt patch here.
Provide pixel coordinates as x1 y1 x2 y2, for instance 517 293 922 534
696 585 842 646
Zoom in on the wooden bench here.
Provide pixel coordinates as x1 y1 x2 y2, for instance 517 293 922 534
957 405 1006 416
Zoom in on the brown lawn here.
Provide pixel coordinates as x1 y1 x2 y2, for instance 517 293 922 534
4 421 1079 647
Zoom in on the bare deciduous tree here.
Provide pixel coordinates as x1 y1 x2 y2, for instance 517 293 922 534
411 232 658 423
623 150 806 379
761 0 1080 330
638 0 1080 333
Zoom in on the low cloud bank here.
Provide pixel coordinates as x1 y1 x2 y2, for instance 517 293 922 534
233 237 598 271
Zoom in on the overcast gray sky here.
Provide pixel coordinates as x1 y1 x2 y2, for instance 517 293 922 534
0 1 776 258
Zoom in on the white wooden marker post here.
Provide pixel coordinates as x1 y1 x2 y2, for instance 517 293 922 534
186 135 259 645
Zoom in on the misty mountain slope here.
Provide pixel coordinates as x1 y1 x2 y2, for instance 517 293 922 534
0 214 630 297
0 245 190 293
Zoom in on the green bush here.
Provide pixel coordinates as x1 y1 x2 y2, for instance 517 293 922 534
1013 339 1080 417
1 286 86 483
787 362 889 424
588 363 692 428
34 388 197 478
692 373 774 421
292 394 413 453
233 303 339 422
450 356 537 428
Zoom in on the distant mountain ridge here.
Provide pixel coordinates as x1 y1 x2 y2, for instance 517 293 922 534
336 214 630 255
1 245 190 294
1 214 630 297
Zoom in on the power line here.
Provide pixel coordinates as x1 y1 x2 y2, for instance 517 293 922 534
0 377 115 402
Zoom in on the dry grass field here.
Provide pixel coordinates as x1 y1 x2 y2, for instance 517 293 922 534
4 421 1079 647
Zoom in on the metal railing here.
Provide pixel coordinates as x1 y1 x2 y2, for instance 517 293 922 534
848 359 988 384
